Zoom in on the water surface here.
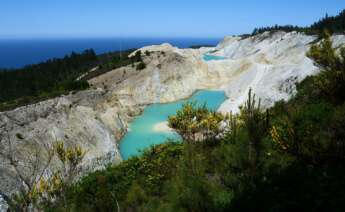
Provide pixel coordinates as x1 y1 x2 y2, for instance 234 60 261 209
0 38 221 69
119 90 227 160
203 54 226 61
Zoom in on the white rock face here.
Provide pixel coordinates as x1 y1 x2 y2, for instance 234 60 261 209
214 31 319 113
0 90 133 196
1 31 345 197
115 31 345 114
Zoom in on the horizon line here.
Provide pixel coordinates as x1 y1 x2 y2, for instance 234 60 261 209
0 35 226 40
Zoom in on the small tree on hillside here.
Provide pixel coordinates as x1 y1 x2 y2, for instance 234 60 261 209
136 62 146 71
307 30 345 102
239 89 269 178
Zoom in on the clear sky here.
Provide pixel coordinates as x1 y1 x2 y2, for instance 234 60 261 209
1 0 344 38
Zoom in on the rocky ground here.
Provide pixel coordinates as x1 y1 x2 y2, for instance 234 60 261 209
1 31 344 203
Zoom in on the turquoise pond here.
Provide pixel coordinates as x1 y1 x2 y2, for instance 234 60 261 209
203 54 226 61
119 90 227 160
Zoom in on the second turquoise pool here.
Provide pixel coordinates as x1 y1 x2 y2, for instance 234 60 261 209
203 54 226 61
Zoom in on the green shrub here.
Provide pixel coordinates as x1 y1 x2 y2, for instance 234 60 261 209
133 50 142 62
136 62 146 70
145 51 151 56
329 104 345 157
168 102 224 143
307 31 345 103
15 133 24 140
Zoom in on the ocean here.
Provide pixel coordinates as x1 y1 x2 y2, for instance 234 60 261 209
0 37 221 69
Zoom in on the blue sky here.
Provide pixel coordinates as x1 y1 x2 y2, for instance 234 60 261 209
1 0 344 38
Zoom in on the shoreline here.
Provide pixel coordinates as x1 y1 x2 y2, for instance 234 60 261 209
116 89 228 160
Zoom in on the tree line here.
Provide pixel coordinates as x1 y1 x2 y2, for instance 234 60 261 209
0 49 143 111
252 9 345 35
0 50 97 109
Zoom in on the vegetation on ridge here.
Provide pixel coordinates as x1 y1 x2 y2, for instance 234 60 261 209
252 9 345 35
0 49 143 112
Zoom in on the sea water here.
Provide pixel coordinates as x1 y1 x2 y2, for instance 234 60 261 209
0 38 220 69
